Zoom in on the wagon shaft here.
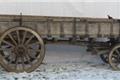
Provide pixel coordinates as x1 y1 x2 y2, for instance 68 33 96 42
0 14 119 72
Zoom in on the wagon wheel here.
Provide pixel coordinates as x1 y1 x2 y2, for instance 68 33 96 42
109 44 120 70
0 27 45 73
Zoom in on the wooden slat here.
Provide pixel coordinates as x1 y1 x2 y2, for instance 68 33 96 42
119 22 120 36
97 23 101 37
47 18 52 37
60 21 64 37
85 20 89 37
110 21 113 37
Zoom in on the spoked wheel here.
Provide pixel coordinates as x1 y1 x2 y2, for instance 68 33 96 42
109 44 120 70
0 27 45 73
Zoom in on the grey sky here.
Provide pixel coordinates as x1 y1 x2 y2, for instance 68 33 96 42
0 1 119 18
0 0 119 2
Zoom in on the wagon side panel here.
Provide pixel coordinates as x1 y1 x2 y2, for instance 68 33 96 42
113 22 119 37
76 22 86 37
50 22 61 37
36 22 48 36
0 22 19 34
100 22 111 37
88 23 99 37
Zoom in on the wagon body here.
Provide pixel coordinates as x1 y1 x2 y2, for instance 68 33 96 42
0 14 120 73
0 15 119 39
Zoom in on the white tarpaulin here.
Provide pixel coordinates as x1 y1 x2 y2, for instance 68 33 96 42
0 0 119 18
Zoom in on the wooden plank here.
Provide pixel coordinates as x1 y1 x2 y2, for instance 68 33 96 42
119 22 120 36
97 23 101 37
47 18 52 37
110 21 113 37
85 20 89 37
60 21 64 37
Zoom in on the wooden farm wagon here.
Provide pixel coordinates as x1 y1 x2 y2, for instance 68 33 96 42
0 14 119 72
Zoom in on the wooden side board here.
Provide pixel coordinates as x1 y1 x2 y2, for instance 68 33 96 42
0 14 119 38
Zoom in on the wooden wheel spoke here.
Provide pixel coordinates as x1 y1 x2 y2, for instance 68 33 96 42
29 48 41 58
25 35 34 45
8 34 17 46
27 42 40 47
21 56 25 70
0 47 13 51
22 31 27 44
29 47 40 51
2 40 15 47
15 55 18 70
10 53 16 64
111 56 118 62
7 54 14 65
112 54 118 58
115 49 120 57
27 49 37 60
24 53 32 65
112 53 120 62
16 30 20 44
29 47 41 52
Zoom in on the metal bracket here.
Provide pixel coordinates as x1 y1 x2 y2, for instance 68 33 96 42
19 13 23 26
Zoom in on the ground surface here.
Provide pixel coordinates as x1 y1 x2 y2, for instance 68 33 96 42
0 44 120 80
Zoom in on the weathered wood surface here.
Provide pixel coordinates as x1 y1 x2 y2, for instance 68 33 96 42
0 14 119 38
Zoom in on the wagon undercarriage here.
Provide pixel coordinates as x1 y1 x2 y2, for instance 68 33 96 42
0 14 120 72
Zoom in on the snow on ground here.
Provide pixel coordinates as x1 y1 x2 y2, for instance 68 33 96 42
0 44 120 80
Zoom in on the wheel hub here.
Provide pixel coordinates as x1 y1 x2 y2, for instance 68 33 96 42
15 45 26 56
